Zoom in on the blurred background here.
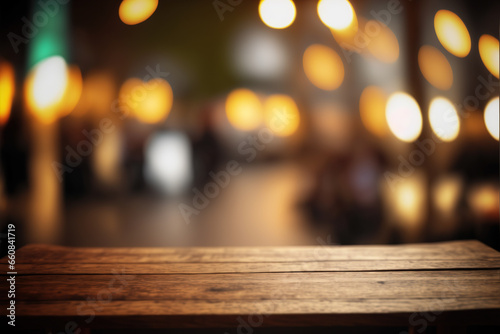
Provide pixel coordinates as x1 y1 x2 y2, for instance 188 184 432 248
0 0 498 250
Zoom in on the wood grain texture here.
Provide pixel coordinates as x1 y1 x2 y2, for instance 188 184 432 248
2 270 500 301
1 240 499 329
2 240 499 264
12 259 500 274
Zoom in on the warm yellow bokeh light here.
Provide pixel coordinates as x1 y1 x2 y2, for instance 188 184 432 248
359 86 389 137
484 96 499 141
386 92 422 142
365 20 399 63
74 72 116 117
258 0 296 29
225 88 263 131
264 94 300 137
468 184 499 218
318 0 355 31
0 61 15 126
433 176 462 216
478 34 499 79
418 45 453 90
434 10 471 58
59 66 83 118
329 18 398 63
329 16 359 52
393 175 426 229
25 56 69 124
119 78 173 124
429 97 460 142
303 44 344 90
119 0 158 25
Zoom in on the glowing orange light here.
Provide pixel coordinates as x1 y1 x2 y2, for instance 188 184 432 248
0 61 15 126
434 10 471 57
359 86 389 137
225 88 263 131
433 176 462 216
365 20 399 63
119 77 173 124
264 94 300 137
119 0 158 25
303 44 344 90
59 66 83 118
478 34 499 79
259 0 296 29
468 184 499 218
74 72 116 117
418 45 453 90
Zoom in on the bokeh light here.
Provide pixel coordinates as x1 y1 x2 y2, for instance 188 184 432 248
119 0 158 25
119 77 173 124
365 20 399 63
478 34 499 79
264 94 300 137
484 96 499 141
232 29 289 81
418 45 453 90
433 176 462 216
74 72 116 117
225 88 263 131
258 0 296 29
468 184 499 218
434 10 471 57
392 174 426 230
0 61 15 126
25 56 69 124
386 92 422 142
303 44 344 90
428 97 460 142
359 86 389 137
145 132 193 195
59 65 83 118
318 0 355 31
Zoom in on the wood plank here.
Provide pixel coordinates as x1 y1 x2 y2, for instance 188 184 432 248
11 259 500 274
3 240 499 265
12 300 500 328
2 270 499 302
1 240 498 329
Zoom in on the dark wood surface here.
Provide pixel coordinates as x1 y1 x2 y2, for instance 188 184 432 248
1 240 500 329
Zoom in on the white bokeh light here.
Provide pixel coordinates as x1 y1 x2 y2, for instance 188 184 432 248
259 0 296 29
429 97 460 142
484 97 499 141
317 0 354 30
386 92 422 142
145 132 193 195
32 56 68 110
232 28 289 80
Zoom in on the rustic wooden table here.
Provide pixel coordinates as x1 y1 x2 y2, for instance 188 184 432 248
2 240 500 332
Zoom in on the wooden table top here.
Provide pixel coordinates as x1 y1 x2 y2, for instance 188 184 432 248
1 240 500 329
